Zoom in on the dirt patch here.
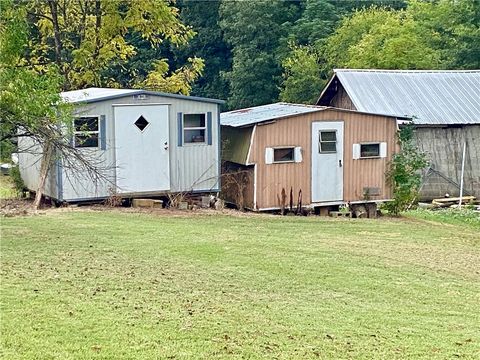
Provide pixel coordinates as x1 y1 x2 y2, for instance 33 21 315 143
0 198 36 217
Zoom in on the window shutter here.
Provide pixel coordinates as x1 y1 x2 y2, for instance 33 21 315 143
353 144 361 159
265 148 274 164
207 112 213 145
380 142 387 158
294 147 302 163
177 112 183 147
100 115 106 150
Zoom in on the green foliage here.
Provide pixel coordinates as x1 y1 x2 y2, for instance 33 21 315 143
324 0 479 70
385 125 428 216
219 0 301 109
280 44 325 104
23 0 200 92
0 2 72 148
9 166 26 193
174 0 231 101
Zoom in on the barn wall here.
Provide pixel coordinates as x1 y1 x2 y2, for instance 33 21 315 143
329 83 357 110
415 125 480 199
59 94 220 201
248 109 398 209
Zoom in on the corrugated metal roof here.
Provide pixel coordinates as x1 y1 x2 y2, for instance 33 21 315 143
221 102 325 127
325 69 480 125
61 87 224 104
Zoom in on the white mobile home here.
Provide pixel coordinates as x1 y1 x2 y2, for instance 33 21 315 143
19 88 223 202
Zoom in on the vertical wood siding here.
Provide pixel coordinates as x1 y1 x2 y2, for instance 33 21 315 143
248 109 398 209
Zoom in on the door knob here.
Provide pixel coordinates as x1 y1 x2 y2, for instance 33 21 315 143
164 142 168 150
339 159 342 167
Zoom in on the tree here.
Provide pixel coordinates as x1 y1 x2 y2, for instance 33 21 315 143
324 6 443 70
323 0 479 70
0 4 103 208
279 44 324 104
219 0 302 109
173 0 231 101
24 0 203 92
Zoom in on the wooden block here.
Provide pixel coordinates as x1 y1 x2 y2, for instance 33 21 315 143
319 207 329 216
132 198 154 208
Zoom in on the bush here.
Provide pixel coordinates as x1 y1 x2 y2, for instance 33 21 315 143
10 165 26 193
385 125 428 216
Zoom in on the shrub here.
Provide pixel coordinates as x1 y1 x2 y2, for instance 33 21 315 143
385 125 428 216
10 165 26 193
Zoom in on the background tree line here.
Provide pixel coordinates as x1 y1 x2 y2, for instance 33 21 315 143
173 0 478 109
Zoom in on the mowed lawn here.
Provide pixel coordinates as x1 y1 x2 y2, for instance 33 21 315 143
1 210 479 359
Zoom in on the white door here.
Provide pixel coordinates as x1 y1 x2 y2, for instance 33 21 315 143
311 121 344 202
114 105 170 193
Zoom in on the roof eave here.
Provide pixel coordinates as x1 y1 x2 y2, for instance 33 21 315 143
66 89 225 105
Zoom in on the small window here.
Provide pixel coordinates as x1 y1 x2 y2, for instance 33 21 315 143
319 130 336 153
74 116 99 148
134 115 149 131
273 148 294 163
360 143 380 158
183 113 206 144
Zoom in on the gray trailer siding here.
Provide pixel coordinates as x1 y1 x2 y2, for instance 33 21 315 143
20 93 221 202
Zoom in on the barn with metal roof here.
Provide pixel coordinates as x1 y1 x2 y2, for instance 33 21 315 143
317 69 480 199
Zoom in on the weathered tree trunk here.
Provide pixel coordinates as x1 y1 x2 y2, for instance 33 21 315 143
34 141 54 209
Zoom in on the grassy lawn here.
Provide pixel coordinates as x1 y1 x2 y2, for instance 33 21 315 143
1 210 479 359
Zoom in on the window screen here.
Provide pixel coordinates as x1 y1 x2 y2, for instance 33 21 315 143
319 131 336 153
273 148 294 162
360 143 380 158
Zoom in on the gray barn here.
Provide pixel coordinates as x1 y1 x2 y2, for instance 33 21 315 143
19 88 223 202
317 70 480 199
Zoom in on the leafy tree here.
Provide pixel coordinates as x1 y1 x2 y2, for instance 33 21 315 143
279 44 324 104
174 0 231 101
324 0 479 70
324 6 443 69
219 0 302 109
24 0 203 92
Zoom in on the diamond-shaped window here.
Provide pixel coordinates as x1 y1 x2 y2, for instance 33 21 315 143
134 115 149 131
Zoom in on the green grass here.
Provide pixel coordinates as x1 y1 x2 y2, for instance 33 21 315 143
1 210 479 359
0 175 19 199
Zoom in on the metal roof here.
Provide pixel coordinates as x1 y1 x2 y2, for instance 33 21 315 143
221 102 406 127
319 69 480 125
221 102 326 127
61 87 224 104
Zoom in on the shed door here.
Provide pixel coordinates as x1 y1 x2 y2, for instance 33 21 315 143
311 121 344 202
114 105 170 193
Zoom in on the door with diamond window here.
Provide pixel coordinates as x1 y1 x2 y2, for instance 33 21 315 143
114 105 170 193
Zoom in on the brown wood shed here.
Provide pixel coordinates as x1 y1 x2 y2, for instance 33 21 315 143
221 103 404 211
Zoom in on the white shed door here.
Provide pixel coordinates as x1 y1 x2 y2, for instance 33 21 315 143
311 121 344 202
114 105 170 193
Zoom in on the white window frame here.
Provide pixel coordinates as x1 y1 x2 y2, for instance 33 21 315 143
318 130 337 154
183 113 207 145
74 116 99 148
353 142 387 159
265 146 302 164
